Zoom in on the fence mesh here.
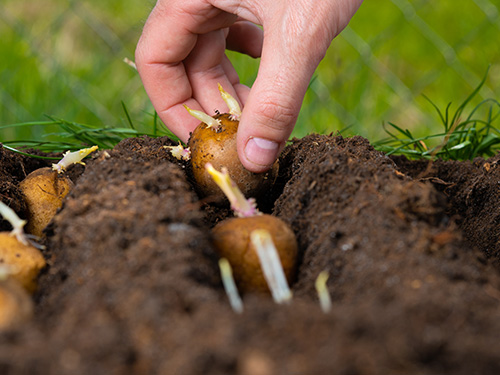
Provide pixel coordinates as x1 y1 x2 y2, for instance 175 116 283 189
1 0 499 142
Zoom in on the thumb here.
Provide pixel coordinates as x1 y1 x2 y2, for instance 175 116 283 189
235 0 363 173
236 68 308 173
236 17 327 173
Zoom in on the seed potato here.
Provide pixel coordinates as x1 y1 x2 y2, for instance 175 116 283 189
19 167 73 237
0 233 46 293
212 214 298 293
188 113 277 204
0 278 33 330
18 146 98 237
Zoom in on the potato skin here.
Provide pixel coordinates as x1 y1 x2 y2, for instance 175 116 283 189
212 215 298 293
188 113 277 204
20 167 73 237
0 279 33 331
0 234 46 293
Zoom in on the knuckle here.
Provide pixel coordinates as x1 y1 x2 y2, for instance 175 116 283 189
134 39 148 69
256 95 297 131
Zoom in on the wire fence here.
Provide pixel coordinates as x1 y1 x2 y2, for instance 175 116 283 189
1 0 500 142
302 0 500 139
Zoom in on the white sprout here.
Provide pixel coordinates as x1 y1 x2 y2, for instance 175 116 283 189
0 264 17 281
52 145 98 173
218 83 242 120
184 105 221 130
218 258 244 314
164 143 191 161
0 201 29 246
250 229 292 304
315 271 332 313
123 57 137 70
205 163 260 217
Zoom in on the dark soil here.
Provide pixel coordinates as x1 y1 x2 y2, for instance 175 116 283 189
1 134 500 375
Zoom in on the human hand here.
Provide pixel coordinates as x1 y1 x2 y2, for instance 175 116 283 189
136 0 363 172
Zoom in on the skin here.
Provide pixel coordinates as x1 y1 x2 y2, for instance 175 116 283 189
136 0 363 173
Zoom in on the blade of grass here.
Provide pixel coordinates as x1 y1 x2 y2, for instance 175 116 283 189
0 144 59 159
121 101 135 130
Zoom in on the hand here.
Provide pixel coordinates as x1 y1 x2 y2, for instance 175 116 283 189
136 0 363 172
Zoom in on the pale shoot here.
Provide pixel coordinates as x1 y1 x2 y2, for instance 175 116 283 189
123 57 137 70
0 201 29 246
250 229 292 304
218 83 241 120
205 163 260 217
52 145 98 173
184 105 221 130
218 258 244 314
165 143 191 161
315 271 332 313
0 264 16 281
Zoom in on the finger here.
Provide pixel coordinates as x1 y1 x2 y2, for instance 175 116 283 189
185 30 243 116
236 13 331 172
236 0 364 172
221 56 251 107
135 1 238 142
226 21 263 58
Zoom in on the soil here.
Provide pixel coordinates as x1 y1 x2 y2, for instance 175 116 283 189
1 133 500 375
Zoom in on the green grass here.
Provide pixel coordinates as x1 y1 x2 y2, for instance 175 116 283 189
1 0 500 152
373 68 500 160
1 109 174 155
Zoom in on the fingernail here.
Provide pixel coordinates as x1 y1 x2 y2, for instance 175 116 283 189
244 137 279 167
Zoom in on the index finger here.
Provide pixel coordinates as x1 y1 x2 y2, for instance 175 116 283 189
135 2 238 142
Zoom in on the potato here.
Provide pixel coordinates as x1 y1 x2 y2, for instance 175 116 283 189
188 113 278 204
0 233 46 293
0 278 33 330
212 214 298 293
19 167 73 237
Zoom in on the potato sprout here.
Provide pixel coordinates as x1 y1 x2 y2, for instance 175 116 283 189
217 83 241 120
205 163 259 217
184 105 222 130
165 143 191 161
315 271 332 313
250 230 292 304
218 258 244 313
0 201 29 245
52 145 98 173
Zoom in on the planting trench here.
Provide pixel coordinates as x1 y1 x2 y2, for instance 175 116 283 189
1 134 500 374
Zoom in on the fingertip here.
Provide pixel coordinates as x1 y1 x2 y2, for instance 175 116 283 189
238 135 282 173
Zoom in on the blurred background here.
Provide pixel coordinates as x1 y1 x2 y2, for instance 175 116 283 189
1 0 499 146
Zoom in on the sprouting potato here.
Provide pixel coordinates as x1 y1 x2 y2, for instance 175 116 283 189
183 85 277 204
19 168 74 237
19 146 97 237
212 214 298 294
0 234 46 293
0 278 33 331
0 202 46 293
206 164 297 299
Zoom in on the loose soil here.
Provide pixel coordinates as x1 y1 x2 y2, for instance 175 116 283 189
1 134 500 375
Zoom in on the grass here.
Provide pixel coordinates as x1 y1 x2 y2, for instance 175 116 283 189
1 0 500 152
1 106 175 158
373 68 500 160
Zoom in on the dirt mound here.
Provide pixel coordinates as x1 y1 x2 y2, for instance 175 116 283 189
1 134 500 374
